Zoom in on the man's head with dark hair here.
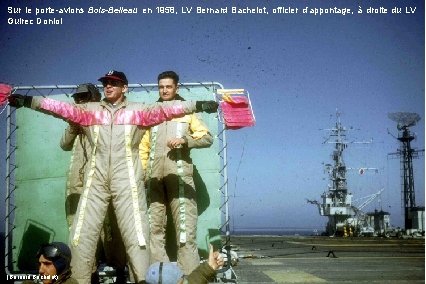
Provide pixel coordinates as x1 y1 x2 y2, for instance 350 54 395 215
157 71 179 85
157 71 180 102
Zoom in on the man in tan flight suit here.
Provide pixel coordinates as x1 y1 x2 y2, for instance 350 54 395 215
140 71 213 275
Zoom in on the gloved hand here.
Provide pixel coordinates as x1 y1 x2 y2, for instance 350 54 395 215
195 101 218 113
8 94 33 108
68 123 83 135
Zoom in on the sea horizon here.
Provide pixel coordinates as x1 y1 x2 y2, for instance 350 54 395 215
230 227 324 236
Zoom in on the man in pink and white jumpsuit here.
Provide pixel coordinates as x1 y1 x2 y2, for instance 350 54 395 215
8 70 218 284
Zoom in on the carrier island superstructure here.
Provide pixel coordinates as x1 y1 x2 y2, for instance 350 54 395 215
308 112 384 236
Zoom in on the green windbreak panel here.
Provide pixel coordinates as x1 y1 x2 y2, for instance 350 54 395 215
12 85 222 272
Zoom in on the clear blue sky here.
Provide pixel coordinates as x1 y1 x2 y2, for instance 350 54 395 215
0 0 424 232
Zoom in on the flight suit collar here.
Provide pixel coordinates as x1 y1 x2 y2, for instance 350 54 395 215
101 96 128 110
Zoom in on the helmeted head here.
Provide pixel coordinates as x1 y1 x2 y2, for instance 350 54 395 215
146 262 184 284
72 83 101 104
37 242 72 283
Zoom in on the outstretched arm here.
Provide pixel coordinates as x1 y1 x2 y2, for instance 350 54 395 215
114 100 218 126
9 95 218 127
9 95 108 126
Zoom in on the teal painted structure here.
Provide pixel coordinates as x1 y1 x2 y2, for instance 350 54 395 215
7 83 224 273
